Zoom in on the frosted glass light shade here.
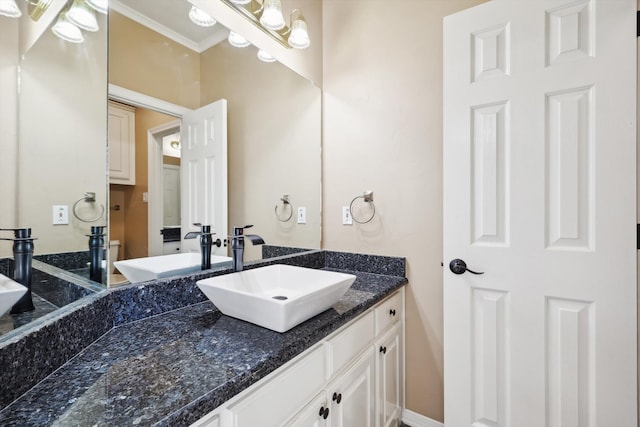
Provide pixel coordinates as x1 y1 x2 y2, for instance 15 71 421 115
0 0 21 18
52 13 85 43
260 0 285 30
288 17 310 49
257 49 276 63
86 0 108 14
67 0 99 32
230 0 250 4
228 31 250 48
189 6 216 27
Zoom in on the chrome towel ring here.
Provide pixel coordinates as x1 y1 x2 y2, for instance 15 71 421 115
72 192 105 223
275 195 293 222
349 191 376 224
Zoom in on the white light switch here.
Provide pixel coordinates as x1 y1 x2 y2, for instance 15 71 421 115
297 207 306 224
342 206 353 225
53 205 69 225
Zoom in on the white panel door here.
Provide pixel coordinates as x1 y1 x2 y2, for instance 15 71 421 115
162 164 180 226
180 99 228 254
443 1 636 426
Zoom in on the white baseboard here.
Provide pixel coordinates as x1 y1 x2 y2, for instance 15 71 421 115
402 409 444 427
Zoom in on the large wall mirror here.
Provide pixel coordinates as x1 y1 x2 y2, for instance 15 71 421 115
108 0 321 282
0 0 320 340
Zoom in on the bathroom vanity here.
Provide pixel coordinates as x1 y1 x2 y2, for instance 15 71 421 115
0 250 406 426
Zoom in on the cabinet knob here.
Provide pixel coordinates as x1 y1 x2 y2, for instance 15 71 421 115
318 406 329 419
332 392 342 404
389 309 396 316
380 346 387 354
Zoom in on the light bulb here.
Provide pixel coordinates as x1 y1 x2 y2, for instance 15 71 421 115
288 16 310 49
228 31 250 48
52 13 85 43
260 0 285 30
0 0 21 18
230 0 250 4
86 0 108 15
257 49 276 63
189 6 216 27
67 0 99 32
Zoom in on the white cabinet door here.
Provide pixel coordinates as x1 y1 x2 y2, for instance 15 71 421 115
329 348 375 427
226 345 326 427
285 392 330 427
443 1 637 426
376 323 402 427
108 101 135 185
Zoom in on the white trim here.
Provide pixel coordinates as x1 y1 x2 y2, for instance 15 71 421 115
402 409 444 427
108 84 192 117
109 0 200 52
109 0 227 53
147 120 181 257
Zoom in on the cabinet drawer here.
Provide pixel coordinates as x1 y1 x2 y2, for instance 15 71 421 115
327 310 374 377
374 291 402 335
227 345 326 427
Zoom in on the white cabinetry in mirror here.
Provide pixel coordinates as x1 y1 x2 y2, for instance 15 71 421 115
192 288 405 427
108 101 136 185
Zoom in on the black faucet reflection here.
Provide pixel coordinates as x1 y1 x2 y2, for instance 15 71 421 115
87 225 105 283
0 227 36 314
184 223 222 270
230 225 265 272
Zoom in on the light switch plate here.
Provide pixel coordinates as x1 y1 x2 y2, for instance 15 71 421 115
342 206 353 225
53 205 69 225
297 207 306 224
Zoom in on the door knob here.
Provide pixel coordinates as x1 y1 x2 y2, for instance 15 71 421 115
449 259 484 275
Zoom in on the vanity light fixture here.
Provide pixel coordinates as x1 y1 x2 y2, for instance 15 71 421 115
66 0 98 32
257 48 276 63
85 0 107 15
51 11 84 43
228 31 250 48
188 5 216 27
0 0 21 18
259 0 284 30
220 0 311 50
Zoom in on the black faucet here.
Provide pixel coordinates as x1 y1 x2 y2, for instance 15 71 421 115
184 223 222 270
230 225 265 272
0 228 36 314
87 225 105 283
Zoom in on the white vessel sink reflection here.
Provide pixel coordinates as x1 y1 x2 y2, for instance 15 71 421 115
0 273 27 317
196 264 356 333
114 252 232 283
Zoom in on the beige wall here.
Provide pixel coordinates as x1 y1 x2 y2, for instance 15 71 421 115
17 14 107 255
322 0 486 421
0 19 18 257
108 12 201 110
200 42 322 260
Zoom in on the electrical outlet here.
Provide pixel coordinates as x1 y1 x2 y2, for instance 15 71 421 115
53 205 69 225
342 206 353 225
297 207 306 224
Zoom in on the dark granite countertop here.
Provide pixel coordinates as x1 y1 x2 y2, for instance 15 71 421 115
0 267 406 426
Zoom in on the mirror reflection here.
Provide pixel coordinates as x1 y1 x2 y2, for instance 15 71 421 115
0 2 108 338
107 0 321 284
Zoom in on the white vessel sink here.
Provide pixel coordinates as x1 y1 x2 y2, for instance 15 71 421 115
196 264 356 333
0 274 27 317
114 252 232 283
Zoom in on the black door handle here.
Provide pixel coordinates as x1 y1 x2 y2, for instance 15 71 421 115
449 259 484 275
